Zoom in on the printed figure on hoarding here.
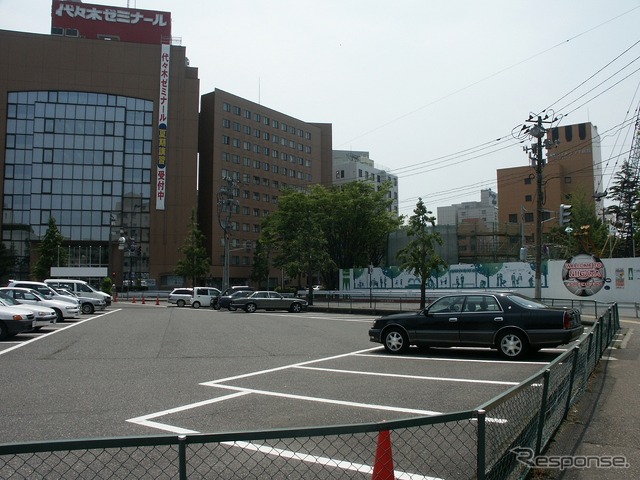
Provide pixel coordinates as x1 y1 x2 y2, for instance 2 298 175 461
561 253 606 297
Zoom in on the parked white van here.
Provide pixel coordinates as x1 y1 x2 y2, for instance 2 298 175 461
45 279 112 306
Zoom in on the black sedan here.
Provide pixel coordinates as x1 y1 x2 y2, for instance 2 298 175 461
369 292 584 360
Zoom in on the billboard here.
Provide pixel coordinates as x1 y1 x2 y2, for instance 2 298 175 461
51 0 171 45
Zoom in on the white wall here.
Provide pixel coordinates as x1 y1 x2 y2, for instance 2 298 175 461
340 256 640 303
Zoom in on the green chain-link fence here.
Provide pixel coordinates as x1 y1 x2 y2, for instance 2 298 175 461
0 304 620 479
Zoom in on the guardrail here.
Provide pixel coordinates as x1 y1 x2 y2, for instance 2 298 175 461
0 304 620 479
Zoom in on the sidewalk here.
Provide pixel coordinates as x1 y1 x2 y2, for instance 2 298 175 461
535 319 639 479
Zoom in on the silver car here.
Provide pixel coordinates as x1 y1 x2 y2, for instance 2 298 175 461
53 288 106 315
230 291 308 313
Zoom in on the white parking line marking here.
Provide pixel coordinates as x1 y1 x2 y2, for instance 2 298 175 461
200 347 380 386
0 309 120 357
227 441 441 480
357 352 549 365
208 383 442 416
127 391 250 433
294 365 520 386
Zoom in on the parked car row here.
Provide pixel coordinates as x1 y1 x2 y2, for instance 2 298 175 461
168 287 222 308
167 286 308 313
0 279 113 340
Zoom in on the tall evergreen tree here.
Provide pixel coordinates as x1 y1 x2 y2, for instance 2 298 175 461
174 209 211 287
606 161 639 257
396 199 447 309
33 217 67 280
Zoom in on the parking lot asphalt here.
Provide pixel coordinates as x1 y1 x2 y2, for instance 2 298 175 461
3 299 640 480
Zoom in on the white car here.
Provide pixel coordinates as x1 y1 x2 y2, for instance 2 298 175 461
0 287 80 323
0 305 36 340
0 292 56 330
7 280 80 306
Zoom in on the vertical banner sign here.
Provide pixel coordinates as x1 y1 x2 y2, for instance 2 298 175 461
156 43 170 210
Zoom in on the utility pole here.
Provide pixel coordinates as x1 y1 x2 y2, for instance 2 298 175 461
523 114 557 299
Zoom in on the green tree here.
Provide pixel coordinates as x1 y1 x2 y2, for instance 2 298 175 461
261 189 334 304
250 238 271 289
33 217 67 280
174 209 211 287
0 242 14 283
396 199 447 309
546 188 609 258
315 182 402 288
606 161 639 257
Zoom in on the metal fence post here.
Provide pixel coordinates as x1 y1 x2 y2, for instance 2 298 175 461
476 409 486 480
535 369 551 455
178 434 187 480
585 331 595 384
564 346 580 419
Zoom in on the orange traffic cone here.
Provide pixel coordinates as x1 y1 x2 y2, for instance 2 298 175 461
372 430 395 480
141 296 146 304
155 296 160 305
132 296 136 303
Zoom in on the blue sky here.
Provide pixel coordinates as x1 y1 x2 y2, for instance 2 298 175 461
4 0 640 218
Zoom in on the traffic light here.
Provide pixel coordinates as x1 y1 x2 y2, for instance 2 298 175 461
559 204 572 226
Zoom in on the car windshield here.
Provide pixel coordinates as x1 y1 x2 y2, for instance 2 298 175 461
0 292 19 305
508 294 549 309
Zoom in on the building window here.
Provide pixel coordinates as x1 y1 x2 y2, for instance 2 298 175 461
564 176 572 184
524 212 534 222
223 102 231 112
525 195 532 202
524 177 532 185
509 214 518 223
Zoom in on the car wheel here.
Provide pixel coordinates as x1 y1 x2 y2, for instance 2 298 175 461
245 303 257 313
383 328 409 354
192 301 201 309
212 301 220 310
289 302 302 313
177 299 186 307
53 309 64 323
498 330 529 360
82 303 95 314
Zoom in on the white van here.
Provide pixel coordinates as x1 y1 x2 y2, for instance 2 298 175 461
45 279 112 306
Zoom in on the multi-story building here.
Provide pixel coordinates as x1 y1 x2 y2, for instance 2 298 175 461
0 2 201 288
1 2 335 290
332 150 399 213
436 189 498 226
198 90 333 288
497 122 602 248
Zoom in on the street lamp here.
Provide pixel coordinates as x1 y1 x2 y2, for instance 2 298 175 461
118 234 127 297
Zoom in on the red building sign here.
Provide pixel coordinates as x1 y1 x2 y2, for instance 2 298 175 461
51 0 171 45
